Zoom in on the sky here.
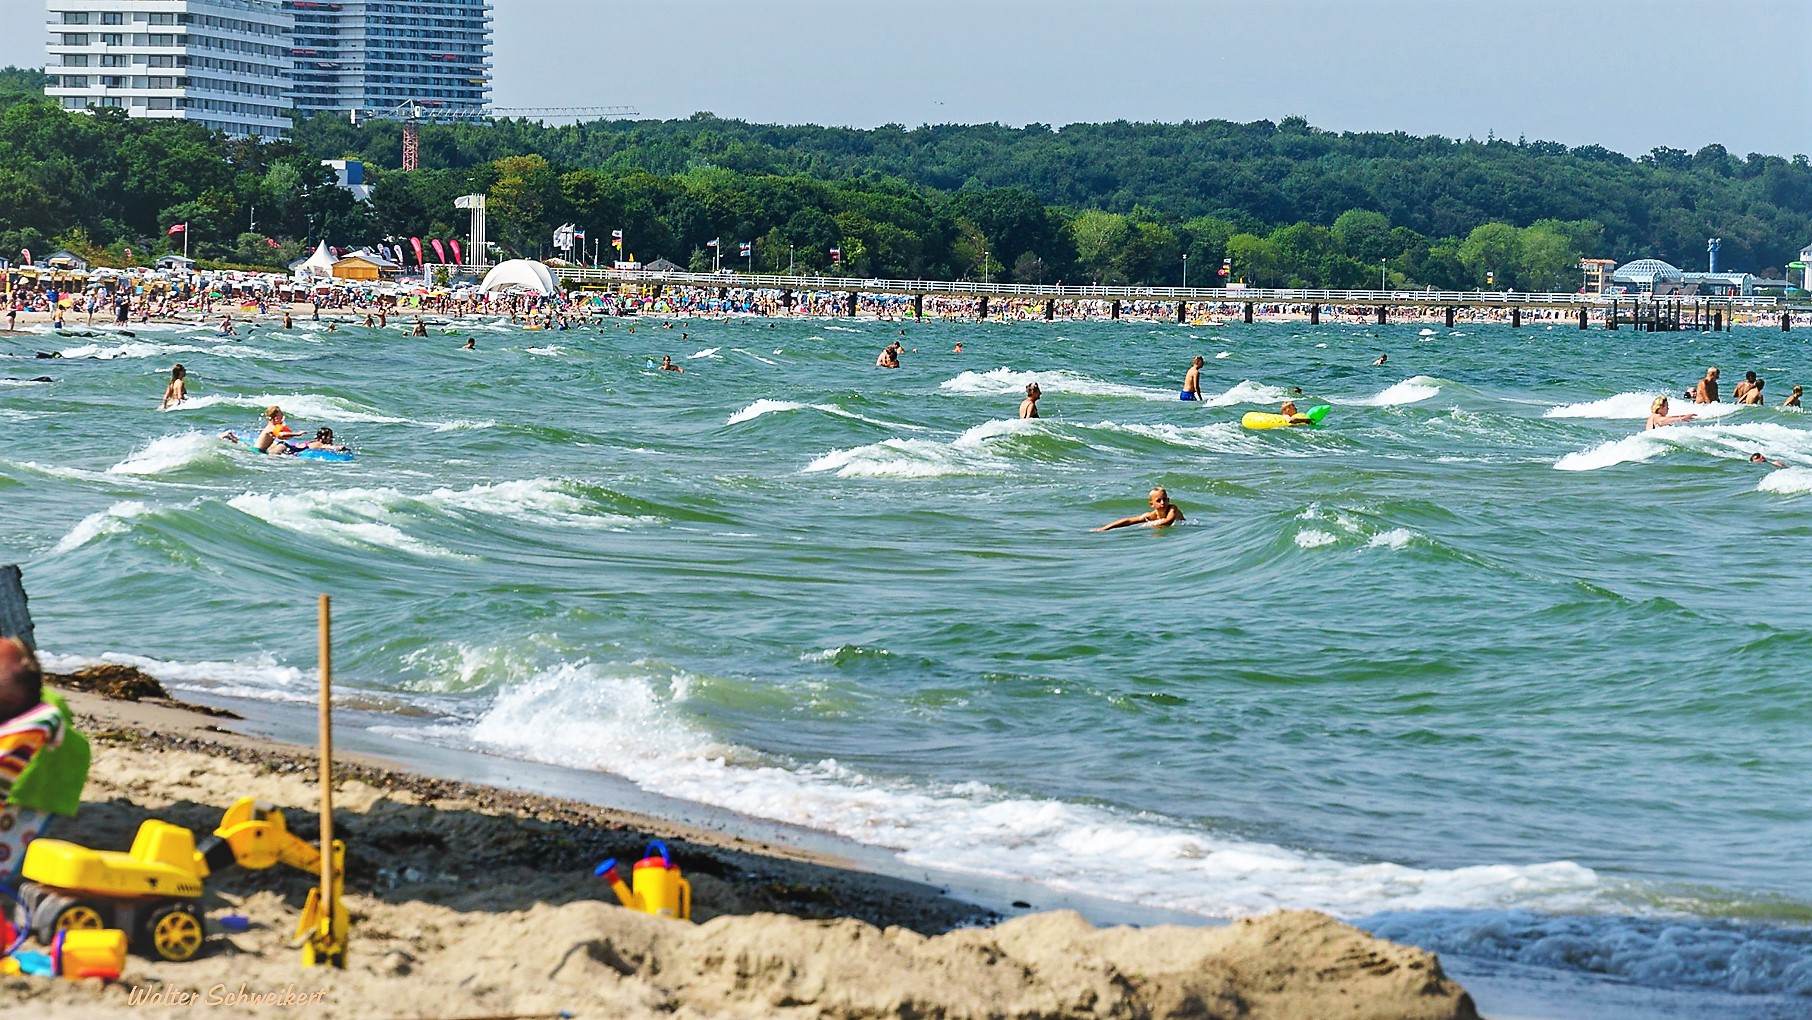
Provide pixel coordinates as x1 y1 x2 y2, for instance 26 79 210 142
8 0 1808 157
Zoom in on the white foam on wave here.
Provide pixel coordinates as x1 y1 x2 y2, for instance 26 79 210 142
107 433 227 476
0 379 49 388
1358 376 1442 407
51 501 151 554
525 345 564 356
171 392 408 424
1090 420 1275 455
1295 530 1339 548
227 488 457 558
462 658 1609 925
55 340 299 362
688 347 722 359
726 398 921 430
941 367 1173 402
426 478 656 530
804 418 1048 479
36 649 311 703
1554 422 1812 472
822 324 864 334
1545 391 1743 420
1757 467 1812 495
729 347 778 366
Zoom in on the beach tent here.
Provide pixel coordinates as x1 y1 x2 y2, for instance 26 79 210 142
297 241 339 280
479 259 559 296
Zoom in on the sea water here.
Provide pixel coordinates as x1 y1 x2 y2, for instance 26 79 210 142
5 316 1809 1012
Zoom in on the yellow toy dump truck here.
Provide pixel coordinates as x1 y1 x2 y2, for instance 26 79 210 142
13 797 344 962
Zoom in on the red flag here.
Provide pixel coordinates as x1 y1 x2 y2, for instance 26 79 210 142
410 237 424 266
448 239 463 265
430 238 446 263
168 223 187 235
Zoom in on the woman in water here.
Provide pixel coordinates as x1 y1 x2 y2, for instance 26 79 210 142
1018 382 1041 419
159 364 187 410
1647 396 1696 430
1783 385 1802 409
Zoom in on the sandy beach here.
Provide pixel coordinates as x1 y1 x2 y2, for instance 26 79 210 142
2 676 1479 1019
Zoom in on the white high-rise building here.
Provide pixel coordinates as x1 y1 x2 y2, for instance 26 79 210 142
44 0 292 139
287 0 491 118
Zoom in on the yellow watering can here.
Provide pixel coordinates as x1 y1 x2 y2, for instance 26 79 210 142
594 841 691 921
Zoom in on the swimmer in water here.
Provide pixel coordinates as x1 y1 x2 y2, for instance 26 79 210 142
1019 382 1041 419
159 363 187 409
1093 487 1185 531
412 317 428 337
222 405 297 453
1180 356 1204 401
876 341 902 368
1785 385 1803 409
659 355 684 372
1694 366 1720 404
1646 396 1696 430
1372 353 1388 366
1750 452 1785 467
1738 377 1765 406
460 338 476 350
953 342 964 354
1279 400 1311 424
295 427 348 453
1732 371 1757 403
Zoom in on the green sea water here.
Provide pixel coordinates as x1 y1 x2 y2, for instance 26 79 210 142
3 314 1809 1007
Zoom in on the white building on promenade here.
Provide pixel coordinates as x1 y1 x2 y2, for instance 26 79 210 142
43 0 292 138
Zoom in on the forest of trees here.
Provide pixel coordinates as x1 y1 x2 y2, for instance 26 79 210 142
2 65 1807 292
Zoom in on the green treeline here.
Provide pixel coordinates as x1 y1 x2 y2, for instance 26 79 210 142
3 67 1808 290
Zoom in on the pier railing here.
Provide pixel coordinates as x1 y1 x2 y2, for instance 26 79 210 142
543 265 1808 311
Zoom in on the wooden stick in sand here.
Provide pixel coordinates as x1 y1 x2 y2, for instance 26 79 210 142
316 593 344 967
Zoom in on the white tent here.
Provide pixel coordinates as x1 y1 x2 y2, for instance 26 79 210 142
299 241 338 280
478 259 559 296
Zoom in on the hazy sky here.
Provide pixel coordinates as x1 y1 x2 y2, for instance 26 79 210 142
9 0 1808 156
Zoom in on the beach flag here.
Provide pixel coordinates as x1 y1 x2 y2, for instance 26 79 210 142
430 238 447 263
19 249 29 265
739 242 752 257
706 238 720 248
1218 257 1231 278
410 237 424 266
449 239 463 264
611 229 623 250
572 228 586 240
831 247 841 264
168 223 187 235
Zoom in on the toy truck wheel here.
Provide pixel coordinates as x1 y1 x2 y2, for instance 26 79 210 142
144 904 205 962
32 894 107 945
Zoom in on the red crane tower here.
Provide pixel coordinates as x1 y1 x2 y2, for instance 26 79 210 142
352 100 641 171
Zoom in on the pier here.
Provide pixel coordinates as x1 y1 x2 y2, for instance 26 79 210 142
546 266 1811 330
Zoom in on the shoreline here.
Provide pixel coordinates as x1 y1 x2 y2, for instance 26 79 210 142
6 681 1485 1019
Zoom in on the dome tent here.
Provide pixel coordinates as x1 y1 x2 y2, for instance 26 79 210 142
478 260 559 296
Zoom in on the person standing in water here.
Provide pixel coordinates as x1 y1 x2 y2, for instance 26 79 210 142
1180 356 1205 401
1094 487 1185 531
1694 366 1720 403
1372 353 1388 366
1784 385 1803 409
1647 396 1695 430
1019 382 1041 419
159 364 187 410
659 355 684 372
1738 378 1765 406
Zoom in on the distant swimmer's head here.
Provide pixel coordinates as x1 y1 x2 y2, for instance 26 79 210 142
171 363 186 380
1746 371 1758 383
1751 453 1768 463
1651 396 1669 414
1707 366 1720 379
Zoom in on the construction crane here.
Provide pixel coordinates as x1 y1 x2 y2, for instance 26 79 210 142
351 100 641 171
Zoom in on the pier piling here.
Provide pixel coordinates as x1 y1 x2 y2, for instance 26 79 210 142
847 292 858 317
1376 306 1387 325
978 295 989 320
1511 308 1521 328
1111 300 1121 321
1309 304 1320 326
1444 307 1455 328
1784 312 1792 332
1243 303 1253 325
1578 308 1588 329
1177 301 1186 323
1608 300 1618 330
912 294 922 320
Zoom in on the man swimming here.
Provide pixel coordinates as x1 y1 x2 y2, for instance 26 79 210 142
876 341 903 368
1785 385 1803 409
1750 452 1785 467
1647 396 1695 430
1093 487 1185 531
1180 356 1204 401
1732 371 1757 403
659 355 684 372
1694 366 1720 404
